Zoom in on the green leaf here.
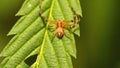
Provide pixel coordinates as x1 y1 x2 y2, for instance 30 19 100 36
0 0 82 68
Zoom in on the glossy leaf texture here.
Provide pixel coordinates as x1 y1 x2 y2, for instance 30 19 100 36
0 0 82 68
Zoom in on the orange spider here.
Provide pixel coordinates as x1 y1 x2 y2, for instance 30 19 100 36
40 15 80 39
39 2 80 39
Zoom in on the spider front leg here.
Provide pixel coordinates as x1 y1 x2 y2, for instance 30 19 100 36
64 11 80 29
69 7 81 29
39 0 56 24
39 0 48 23
71 17 80 29
39 4 56 25
63 19 78 31
39 11 47 22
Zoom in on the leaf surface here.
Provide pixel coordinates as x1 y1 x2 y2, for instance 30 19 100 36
0 0 82 68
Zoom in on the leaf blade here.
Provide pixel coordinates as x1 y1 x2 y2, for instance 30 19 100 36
0 0 82 68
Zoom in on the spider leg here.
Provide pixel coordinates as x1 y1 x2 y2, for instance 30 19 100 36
39 0 49 23
39 2 56 24
63 29 72 40
48 24 56 32
63 7 81 30
71 7 81 24
66 7 81 29
50 30 56 41
63 21 73 29
63 20 77 29
63 20 74 23
39 2 56 25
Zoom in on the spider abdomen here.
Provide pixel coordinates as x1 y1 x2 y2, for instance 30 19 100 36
56 27 64 38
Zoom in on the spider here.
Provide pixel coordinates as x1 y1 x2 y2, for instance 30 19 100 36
39 2 80 39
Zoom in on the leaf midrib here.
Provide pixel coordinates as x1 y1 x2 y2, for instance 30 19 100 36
35 0 55 68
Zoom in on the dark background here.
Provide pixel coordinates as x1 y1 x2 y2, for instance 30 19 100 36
0 0 120 68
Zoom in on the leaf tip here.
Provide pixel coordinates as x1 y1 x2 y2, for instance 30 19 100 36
7 31 16 36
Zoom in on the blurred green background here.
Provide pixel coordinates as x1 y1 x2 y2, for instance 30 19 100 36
0 0 120 68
